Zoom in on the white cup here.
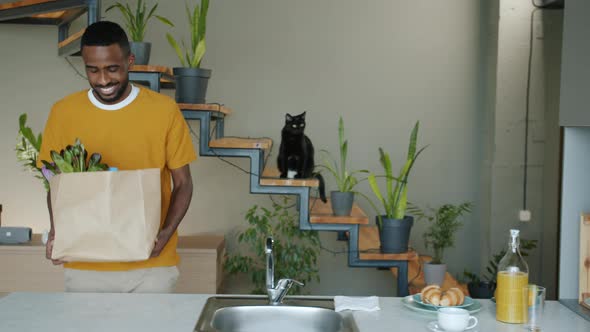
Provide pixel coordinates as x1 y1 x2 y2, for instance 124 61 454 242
437 307 478 332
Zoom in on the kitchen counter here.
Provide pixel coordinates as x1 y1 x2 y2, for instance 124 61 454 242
0 292 589 331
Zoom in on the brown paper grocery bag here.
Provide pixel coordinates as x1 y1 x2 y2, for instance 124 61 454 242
49 168 161 262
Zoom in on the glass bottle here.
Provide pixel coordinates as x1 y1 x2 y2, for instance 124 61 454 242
496 229 529 323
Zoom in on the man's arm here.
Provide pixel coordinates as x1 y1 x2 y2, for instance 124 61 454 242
150 164 194 257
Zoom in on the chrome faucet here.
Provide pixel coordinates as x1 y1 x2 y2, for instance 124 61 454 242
265 237 304 305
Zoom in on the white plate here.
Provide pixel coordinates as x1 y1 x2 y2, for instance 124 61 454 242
401 295 482 315
413 294 475 309
427 321 479 332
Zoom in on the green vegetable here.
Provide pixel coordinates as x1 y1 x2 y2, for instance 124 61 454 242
47 138 109 174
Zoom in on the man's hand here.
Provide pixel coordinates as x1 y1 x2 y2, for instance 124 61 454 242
150 227 174 258
45 234 65 265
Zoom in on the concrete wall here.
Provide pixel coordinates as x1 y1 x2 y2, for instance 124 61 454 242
486 0 562 299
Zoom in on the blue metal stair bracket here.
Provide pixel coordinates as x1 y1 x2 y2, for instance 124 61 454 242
0 0 100 56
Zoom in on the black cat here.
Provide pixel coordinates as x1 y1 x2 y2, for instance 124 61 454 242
277 112 327 203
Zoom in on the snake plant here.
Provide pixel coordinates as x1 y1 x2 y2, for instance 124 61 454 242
367 121 426 228
106 0 174 42
320 117 368 193
166 0 209 68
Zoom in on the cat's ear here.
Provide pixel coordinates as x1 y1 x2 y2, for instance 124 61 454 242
301 111 306 120
286 113 293 122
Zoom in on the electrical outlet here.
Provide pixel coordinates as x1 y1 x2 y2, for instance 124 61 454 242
519 210 531 222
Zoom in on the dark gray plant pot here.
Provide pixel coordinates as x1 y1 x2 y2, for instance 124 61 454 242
173 67 212 104
378 215 414 253
468 281 496 299
130 41 151 65
423 262 447 287
331 191 354 216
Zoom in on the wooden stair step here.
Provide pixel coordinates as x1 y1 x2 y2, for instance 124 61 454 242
309 198 368 224
57 28 84 56
260 167 319 187
389 255 469 296
130 65 175 89
358 225 416 260
209 137 272 151
178 103 232 115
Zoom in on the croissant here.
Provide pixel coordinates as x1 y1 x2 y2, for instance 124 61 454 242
420 285 465 306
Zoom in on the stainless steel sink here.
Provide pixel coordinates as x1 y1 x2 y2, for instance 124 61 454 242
194 295 358 332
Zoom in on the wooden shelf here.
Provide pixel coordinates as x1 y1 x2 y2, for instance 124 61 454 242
0 233 225 294
260 167 319 187
309 198 369 224
178 103 232 115
0 1 87 25
130 65 175 89
209 137 272 150
358 225 416 260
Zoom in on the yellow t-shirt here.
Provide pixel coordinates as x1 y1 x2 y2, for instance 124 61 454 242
38 85 197 271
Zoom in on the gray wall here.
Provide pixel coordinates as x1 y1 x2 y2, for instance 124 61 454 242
486 0 562 299
559 0 590 126
0 0 561 296
558 0 590 300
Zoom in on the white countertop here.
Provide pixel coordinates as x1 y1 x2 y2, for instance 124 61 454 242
0 292 589 332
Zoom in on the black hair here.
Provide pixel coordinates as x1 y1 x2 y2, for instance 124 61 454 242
81 21 130 55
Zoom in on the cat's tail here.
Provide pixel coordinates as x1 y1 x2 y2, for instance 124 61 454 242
312 172 327 203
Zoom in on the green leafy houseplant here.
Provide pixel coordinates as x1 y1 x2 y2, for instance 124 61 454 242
320 116 368 193
106 0 174 42
166 0 209 68
15 113 46 190
463 238 538 285
367 121 426 227
410 202 473 264
224 197 320 295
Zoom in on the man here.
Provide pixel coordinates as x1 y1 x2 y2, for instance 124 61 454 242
38 21 196 293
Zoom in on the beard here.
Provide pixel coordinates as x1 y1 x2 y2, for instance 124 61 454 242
91 79 130 104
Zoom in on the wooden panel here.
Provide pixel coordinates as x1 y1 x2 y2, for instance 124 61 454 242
178 103 232 115
57 28 83 48
358 225 416 260
309 198 368 224
176 234 225 294
390 255 469 296
0 0 57 10
209 137 272 150
580 213 590 307
260 167 319 187
130 65 173 76
0 234 225 294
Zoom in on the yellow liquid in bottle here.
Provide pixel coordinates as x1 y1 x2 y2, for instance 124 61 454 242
496 271 528 323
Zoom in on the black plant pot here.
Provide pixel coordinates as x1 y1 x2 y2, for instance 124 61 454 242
378 215 414 254
467 281 496 299
330 191 354 216
173 67 212 104
130 42 151 65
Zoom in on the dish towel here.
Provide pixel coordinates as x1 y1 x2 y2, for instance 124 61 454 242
334 296 380 312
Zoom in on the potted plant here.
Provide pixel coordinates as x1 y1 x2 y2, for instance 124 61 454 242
166 0 211 104
106 0 174 65
367 121 426 253
463 238 537 298
320 116 368 216
224 196 320 294
15 113 48 190
410 202 473 286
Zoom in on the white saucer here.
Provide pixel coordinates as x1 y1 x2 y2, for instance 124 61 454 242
427 321 478 332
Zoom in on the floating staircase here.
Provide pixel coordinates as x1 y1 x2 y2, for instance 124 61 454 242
177 89 414 296
0 0 461 296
